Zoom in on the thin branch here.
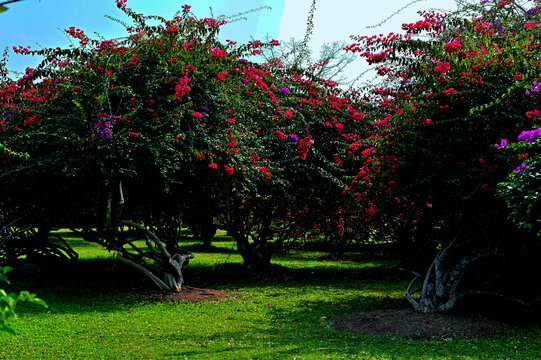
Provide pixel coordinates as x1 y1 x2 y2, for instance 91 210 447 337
0 0 23 6
120 220 171 259
116 253 170 290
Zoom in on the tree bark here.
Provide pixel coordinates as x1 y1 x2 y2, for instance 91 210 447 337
115 220 194 291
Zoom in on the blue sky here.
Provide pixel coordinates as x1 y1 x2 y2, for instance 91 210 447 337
0 0 285 74
0 0 457 80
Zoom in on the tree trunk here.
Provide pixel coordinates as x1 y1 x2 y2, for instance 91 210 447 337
113 220 194 291
230 218 273 270
403 233 541 313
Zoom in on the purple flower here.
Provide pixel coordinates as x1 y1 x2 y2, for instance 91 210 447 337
526 6 541 16
241 78 249 84
280 86 290 94
518 127 541 143
289 133 298 142
495 138 508 148
513 162 532 173
200 106 210 112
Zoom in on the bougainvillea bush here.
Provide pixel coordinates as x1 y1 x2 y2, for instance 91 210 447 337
496 107 541 236
345 0 541 312
0 1 367 287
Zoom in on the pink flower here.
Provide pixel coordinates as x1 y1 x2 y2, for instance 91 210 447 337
434 61 450 74
175 72 191 101
367 49 391 65
211 48 227 58
444 39 462 53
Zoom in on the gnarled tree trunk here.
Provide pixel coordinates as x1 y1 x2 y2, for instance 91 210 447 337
404 232 541 313
115 220 193 291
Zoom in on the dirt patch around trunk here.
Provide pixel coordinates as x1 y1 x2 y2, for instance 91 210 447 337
145 286 237 302
332 308 513 339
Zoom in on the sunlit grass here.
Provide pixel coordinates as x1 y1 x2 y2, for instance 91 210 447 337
0 230 539 359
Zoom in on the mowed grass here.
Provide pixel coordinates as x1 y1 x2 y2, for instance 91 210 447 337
1 231 540 359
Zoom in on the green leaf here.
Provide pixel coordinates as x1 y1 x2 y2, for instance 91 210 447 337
0 5 8 13
28 297 47 308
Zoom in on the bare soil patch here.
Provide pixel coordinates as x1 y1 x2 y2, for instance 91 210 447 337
332 308 512 339
145 286 237 302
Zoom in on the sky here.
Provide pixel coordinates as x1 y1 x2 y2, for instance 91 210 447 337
0 0 458 83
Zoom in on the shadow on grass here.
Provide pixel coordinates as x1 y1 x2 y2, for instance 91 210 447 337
148 293 541 360
7 254 541 360
8 254 407 315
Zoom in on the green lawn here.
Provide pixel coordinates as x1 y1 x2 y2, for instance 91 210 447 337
1 232 540 359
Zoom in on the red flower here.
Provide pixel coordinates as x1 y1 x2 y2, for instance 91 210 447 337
208 163 218 169
192 112 203 119
211 48 227 58
257 166 273 180
182 4 191 10
224 165 234 175
444 39 462 53
216 71 228 82
166 25 179 34
175 72 191 101
228 118 235 124
298 135 312 160
442 88 457 96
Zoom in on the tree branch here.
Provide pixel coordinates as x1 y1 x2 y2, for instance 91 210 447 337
116 253 170 290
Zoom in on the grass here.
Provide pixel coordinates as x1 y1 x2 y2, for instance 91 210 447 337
0 231 540 359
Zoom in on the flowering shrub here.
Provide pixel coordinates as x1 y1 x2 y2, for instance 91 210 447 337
496 124 541 235
0 1 367 277
345 0 541 312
